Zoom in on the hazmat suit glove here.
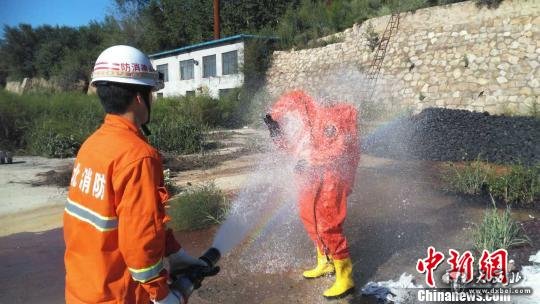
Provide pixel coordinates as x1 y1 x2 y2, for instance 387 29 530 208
263 114 281 138
168 248 208 273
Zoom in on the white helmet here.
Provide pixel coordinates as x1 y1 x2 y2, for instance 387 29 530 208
91 45 164 91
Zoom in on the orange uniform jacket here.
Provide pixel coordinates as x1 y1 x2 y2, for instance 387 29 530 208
64 114 181 303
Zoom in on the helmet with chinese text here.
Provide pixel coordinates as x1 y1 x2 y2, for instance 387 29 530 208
90 45 164 91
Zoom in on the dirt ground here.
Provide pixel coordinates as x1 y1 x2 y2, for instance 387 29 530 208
1 131 539 303
0 156 72 236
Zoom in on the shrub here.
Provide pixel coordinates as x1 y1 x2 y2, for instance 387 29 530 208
489 164 540 206
475 0 503 9
217 89 245 128
0 90 31 150
167 183 229 231
473 202 530 253
363 22 380 52
152 87 256 130
442 158 493 195
0 90 208 156
149 117 204 154
1 86 254 157
243 39 275 93
27 119 82 158
0 90 102 156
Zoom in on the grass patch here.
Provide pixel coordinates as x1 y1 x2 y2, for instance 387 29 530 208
442 158 493 196
488 164 540 206
0 89 102 154
167 183 229 231
442 159 540 207
473 200 530 253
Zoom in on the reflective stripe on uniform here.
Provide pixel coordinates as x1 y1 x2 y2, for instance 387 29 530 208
128 259 164 283
65 198 118 232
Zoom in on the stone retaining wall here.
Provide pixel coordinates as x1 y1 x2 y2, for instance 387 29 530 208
265 0 540 115
5 78 85 94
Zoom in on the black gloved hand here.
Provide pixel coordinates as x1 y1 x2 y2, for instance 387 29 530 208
263 114 281 138
171 263 220 291
169 276 193 303
189 264 220 290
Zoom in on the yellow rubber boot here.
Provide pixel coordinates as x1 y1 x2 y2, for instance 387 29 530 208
323 257 355 299
302 249 334 279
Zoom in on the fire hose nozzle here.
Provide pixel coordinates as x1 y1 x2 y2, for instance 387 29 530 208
199 247 221 268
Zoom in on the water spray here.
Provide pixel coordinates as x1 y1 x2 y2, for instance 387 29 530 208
204 71 378 273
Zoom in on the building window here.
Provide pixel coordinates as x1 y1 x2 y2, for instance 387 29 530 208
185 90 195 97
156 64 169 82
222 50 238 75
180 60 194 80
203 55 216 78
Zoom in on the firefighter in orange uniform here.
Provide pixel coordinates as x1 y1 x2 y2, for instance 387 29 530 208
265 91 359 299
64 45 206 304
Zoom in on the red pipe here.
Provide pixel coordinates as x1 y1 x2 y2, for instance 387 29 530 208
214 0 220 39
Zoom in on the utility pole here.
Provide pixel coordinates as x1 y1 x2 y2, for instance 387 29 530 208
213 0 220 40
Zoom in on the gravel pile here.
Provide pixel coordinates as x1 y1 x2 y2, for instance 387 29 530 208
362 108 540 165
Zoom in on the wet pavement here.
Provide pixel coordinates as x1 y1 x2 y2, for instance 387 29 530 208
190 156 540 304
1 156 538 303
0 228 65 303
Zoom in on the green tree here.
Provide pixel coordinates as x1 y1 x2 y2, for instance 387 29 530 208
33 25 79 79
1 24 39 80
0 21 116 90
112 0 214 53
220 0 297 35
0 39 8 86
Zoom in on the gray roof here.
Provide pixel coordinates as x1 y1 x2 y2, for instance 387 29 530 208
149 34 277 59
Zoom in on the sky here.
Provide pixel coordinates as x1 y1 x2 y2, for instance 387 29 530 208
0 0 112 30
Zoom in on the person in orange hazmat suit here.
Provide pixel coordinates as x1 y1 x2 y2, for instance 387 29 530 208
264 90 360 299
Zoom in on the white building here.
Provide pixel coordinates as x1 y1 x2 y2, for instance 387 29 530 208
149 34 269 98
